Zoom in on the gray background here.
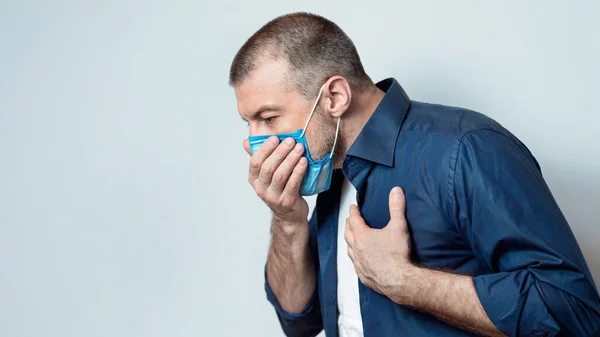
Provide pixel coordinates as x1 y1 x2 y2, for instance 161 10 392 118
1 1 598 337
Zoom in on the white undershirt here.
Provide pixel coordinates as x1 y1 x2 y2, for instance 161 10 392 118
336 177 364 337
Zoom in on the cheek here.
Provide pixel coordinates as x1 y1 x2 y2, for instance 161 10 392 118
250 120 287 136
308 114 337 155
303 125 327 157
304 132 318 155
280 114 306 133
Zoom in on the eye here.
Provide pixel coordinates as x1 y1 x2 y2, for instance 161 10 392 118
263 116 277 125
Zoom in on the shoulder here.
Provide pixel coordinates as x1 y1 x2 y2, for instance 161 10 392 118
399 101 537 165
402 100 512 139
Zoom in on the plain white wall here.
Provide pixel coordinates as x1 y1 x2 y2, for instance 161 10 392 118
0 1 598 337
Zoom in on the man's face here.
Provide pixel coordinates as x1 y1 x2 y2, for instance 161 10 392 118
236 58 335 161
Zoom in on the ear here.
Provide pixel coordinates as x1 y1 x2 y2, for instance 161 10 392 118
322 76 352 119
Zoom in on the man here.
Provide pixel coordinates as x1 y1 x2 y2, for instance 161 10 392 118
229 12 600 337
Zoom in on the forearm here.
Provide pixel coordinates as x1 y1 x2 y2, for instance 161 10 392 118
266 216 317 314
383 265 505 337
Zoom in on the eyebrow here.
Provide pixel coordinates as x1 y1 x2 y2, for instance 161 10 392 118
241 104 282 122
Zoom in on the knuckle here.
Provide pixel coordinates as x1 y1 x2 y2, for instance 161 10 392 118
279 196 294 211
395 219 408 230
354 236 362 249
260 163 274 177
286 174 299 189
272 171 287 185
286 178 298 190
255 186 266 199
249 157 261 171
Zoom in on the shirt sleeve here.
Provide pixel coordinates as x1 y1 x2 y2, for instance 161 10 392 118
264 211 323 337
451 129 600 337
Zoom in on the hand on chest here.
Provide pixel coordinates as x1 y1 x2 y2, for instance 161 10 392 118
355 179 470 267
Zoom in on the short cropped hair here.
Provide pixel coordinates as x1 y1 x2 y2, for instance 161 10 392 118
229 12 372 98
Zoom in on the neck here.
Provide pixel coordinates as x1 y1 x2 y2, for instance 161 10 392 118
334 84 385 169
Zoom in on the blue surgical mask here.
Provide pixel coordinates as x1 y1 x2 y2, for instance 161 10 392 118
248 85 340 196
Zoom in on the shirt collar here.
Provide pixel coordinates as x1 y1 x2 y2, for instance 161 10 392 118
345 77 411 167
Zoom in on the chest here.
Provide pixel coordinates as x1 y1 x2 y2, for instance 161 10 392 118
354 166 473 269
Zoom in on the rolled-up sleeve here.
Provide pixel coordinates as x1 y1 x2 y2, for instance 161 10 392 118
451 129 600 337
264 212 323 337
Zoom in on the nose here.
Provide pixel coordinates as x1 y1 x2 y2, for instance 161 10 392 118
248 124 257 137
248 121 262 137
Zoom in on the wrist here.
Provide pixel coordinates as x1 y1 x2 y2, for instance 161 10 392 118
272 214 308 233
271 216 310 250
382 261 423 306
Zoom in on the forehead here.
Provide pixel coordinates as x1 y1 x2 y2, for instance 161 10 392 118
235 58 295 117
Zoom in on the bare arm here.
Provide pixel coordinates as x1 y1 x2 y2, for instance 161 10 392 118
266 217 316 313
383 265 505 337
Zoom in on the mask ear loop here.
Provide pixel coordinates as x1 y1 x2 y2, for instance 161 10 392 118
331 117 340 155
299 85 325 138
299 84 340 156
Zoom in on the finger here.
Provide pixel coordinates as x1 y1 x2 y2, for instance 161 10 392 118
249 136 279 182
243 138 251 156
344 218 354 248
257 138 296 187
349 204 361 218
282 157 308 197
269 143 304 193
347 245 355 263
349 204 367 231
388 186 406 223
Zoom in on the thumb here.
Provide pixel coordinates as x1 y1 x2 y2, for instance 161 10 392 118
388 186 406 223
243 138 251 156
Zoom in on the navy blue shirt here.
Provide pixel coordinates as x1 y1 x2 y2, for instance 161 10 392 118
264 78 600 337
